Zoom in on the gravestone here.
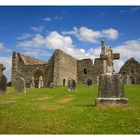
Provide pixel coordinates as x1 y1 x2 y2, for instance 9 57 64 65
15 75 26 94
126 75 130 84
85 78 92 86
0 75 7 94
38 76 44 88
68 79 76 91
0 64 7 94
50 83 55 88
96 76 99 84
96 40 128 105
30 76 35 88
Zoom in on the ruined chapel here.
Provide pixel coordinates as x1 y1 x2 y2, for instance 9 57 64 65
11 49 105 88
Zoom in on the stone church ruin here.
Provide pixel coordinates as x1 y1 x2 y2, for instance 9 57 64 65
11 41 140 88
119 57 140 84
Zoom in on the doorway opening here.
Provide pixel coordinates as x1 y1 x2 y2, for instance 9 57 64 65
63 79 66 87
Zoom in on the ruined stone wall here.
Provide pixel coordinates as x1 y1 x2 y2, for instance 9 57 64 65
93 58 104 83
119 58 140 84
77 59 94 84
53 49 77 86
44 53 55 87
19 64 47 87
11 52 47 87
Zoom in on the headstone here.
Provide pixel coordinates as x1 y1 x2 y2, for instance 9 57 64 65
0 75 7 94
30 76 35 88
85 78 92 86
96 40 128 105
0 64 7 94
50 83 55 88
15 76 26 94
126 75 130 84
68 79 76 91
96 76 99 84
38 76 44 88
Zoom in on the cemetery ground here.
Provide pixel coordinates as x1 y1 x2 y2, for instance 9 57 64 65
0 84 140 134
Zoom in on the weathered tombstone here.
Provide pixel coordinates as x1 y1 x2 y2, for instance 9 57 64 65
0 64 7 94
96 76 99 84
38 76 44 88
68 79 76 91
96 40 128 105
50 83 55 88
126 75 130 84
85 78 92 86
15 75 26 94
0 75 7 94
30 76 35 88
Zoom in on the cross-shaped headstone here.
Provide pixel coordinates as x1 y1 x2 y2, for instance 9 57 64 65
100 40 120 74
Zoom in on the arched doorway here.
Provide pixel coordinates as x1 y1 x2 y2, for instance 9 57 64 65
33 70 44 88
130 76 135 84
63 79 66 87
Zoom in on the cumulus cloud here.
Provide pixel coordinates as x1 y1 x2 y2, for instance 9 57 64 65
0 42 11 52
17 31 94 60
120 7 140 14
0 57 12 82
102 28 119 40
31 26 45 33
62 26 119 43
16 33 33 40
43 17 52 22
44 16 62 22
113 38 140 72
17 34 45 47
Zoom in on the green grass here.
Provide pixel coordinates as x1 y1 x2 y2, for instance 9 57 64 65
0 84 140 134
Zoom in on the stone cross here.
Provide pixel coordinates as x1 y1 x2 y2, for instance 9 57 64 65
100 40 120 74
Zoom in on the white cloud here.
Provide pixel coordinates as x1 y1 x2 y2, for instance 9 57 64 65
0 57 12 82
44 17 52 22
0 42 5 50
102 28 119 40
45 31 74 49
120 7 140 14
0 42 11 52
54 16 62 20
62 26 119 43
16 33 33 40
78 27 101 43
114 38 140 59
31 26 45 33
44 16 62 22
17 34 45 47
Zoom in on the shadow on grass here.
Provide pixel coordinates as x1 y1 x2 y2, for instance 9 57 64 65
75 104 96 107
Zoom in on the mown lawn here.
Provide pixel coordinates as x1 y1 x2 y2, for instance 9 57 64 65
0 84 140 134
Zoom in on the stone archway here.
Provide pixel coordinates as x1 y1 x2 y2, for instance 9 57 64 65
130 76 135 84
33 70 44 88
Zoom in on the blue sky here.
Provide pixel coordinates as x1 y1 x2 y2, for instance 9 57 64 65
0 6 140 81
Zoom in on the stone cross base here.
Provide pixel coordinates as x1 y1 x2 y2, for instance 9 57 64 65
96 98 128 105
96 73 128 105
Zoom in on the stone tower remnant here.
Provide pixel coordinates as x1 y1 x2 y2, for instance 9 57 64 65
96 40 128 105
